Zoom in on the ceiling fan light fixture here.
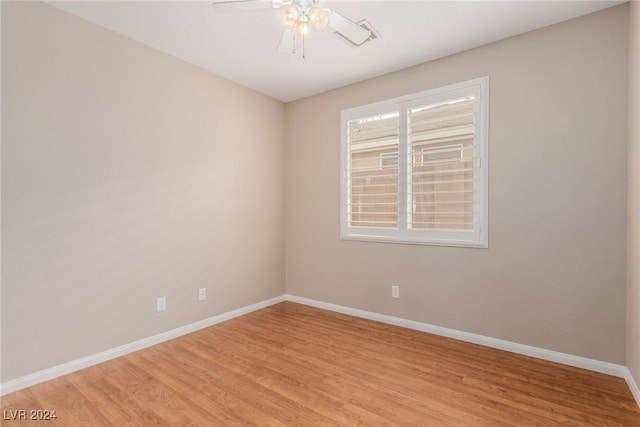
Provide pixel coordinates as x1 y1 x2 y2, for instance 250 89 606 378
308 6 330 30
280 4 300 29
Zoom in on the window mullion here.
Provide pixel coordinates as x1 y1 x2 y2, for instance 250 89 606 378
398 106 409 233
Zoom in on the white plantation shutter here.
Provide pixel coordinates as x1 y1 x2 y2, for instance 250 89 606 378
341 77 488 248
408 98 475 231
347 112 399 228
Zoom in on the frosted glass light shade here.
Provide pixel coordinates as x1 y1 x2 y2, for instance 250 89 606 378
294 19 312 40
280 5 300 29
308 7 330 30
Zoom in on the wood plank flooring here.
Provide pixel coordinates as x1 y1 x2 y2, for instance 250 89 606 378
2 301 639 426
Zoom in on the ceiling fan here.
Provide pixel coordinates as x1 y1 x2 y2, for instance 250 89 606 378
212 0 376 56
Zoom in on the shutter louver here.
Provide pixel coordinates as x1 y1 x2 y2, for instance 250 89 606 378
347 112 400 228
408 98 475 231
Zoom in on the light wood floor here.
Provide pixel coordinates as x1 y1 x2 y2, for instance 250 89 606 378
2 302 639 426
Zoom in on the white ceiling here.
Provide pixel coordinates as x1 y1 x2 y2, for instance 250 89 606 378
49 0 624 102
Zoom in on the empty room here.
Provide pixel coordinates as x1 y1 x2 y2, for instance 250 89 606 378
2 0 640 425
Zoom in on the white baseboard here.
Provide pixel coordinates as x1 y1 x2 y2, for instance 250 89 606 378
625 368 640 407
285 294 628 379
0 295 285 396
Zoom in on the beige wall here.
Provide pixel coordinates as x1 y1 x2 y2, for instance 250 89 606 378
1 1 285 381
628 0 640 384
285 5 629 364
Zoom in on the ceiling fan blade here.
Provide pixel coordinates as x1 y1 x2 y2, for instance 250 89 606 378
328 11 371 45
277 30 295 54
272 0 294 7
212 0 273 13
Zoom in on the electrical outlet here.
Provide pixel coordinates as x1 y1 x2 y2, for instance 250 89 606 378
392 285 400 299
157 296 166 312
198 288 207 302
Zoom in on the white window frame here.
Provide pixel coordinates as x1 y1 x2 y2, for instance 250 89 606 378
340 77 489 248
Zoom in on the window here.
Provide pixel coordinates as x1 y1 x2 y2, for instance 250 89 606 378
340 77 488 248
421 144 463 165
380 152 398 169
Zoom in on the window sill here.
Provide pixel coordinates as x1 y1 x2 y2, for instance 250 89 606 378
340 232 488 249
